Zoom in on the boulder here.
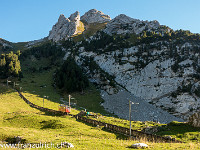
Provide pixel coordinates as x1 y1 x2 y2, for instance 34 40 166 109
62 142 74 148
131 143 148 148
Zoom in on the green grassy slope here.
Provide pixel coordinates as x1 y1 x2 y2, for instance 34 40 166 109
1 85 200 149
0 84 130 149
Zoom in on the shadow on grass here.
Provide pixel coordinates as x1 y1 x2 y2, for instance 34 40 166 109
156 121 200 142
0 83 15 94
75 118 128 140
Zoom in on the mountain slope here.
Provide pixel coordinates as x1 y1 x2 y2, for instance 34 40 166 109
46 9 200 121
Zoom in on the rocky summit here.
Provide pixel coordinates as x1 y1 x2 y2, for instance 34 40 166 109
80 9 111 24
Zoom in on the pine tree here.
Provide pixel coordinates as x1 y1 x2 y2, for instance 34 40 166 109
0 55 6 67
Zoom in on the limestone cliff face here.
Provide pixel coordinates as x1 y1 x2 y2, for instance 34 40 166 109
80 9 111 24
48 11 81 42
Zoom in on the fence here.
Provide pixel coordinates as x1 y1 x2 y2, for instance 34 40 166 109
16 89 68 116
16 89 182 143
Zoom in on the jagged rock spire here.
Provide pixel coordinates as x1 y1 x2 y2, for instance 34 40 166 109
48 11 80 42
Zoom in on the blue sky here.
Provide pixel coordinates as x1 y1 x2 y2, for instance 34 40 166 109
0 0 200 43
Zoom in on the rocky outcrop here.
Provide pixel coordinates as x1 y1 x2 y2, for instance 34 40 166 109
104 14 160 35
48 11 81 42
48 9 111 42
80 9 111 24
0 38 12 50
189 112 200 127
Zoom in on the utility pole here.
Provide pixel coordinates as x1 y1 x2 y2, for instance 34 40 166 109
129 100 132 139
69 95 71 107
7 80 11 86
20 87 22 92
43 96 45 107
43 96 48 108
129 100 139 139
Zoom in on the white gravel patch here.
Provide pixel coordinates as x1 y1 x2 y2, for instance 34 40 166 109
101 90 184 124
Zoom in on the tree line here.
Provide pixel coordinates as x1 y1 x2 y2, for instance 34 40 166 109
54 56 89 93
0 51 22 79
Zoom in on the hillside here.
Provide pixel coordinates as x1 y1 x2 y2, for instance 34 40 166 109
1 8 200 149
2 9 200 121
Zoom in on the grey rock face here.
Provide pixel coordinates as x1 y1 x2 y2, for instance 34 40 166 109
48 11 80 42
81 9 111 24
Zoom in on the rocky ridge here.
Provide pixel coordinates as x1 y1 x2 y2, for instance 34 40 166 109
0 38 13 50
104 14 161 35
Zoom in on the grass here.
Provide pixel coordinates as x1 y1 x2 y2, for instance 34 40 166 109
76 21 85 35
72 22 107 42
1 82 200 149
0 86 200 150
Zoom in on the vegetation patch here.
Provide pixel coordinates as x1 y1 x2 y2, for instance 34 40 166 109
40 120 66 129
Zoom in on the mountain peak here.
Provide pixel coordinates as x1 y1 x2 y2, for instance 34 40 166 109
80 9 111 24
69 11 80 22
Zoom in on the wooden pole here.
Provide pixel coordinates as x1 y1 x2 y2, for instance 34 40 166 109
129 100 132 138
